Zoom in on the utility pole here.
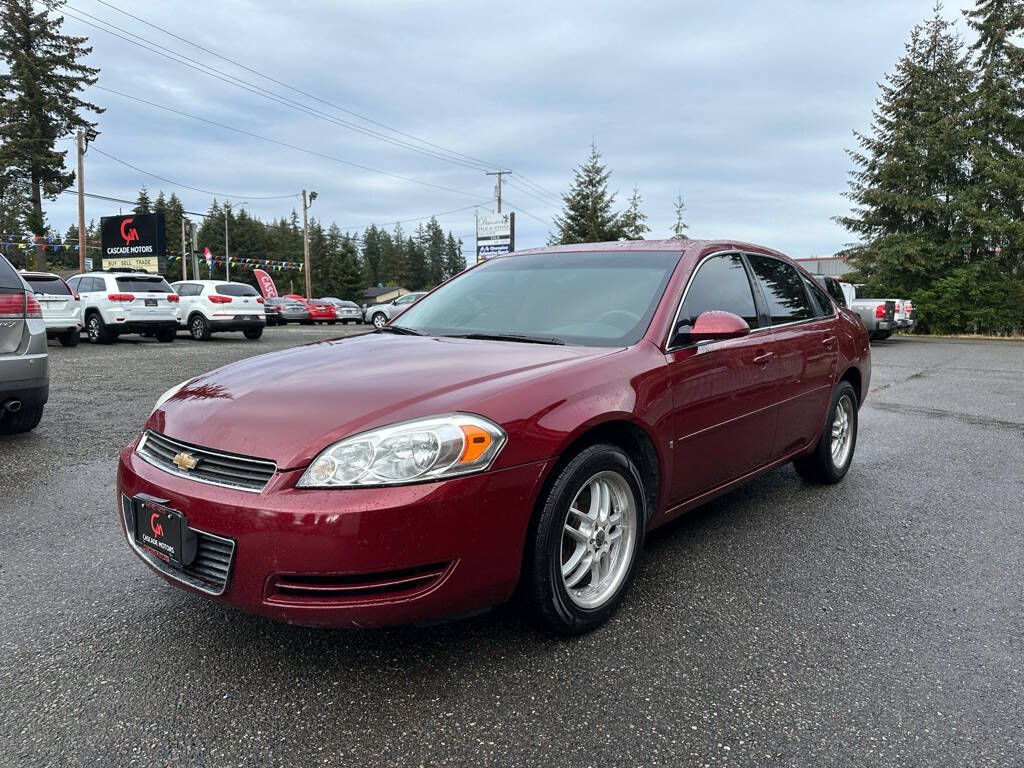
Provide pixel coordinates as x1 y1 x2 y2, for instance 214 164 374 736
76 131 86 272
302 190 317 299
191 222 199 279
224 205 230 282
180 217 188 280
485 170 510 213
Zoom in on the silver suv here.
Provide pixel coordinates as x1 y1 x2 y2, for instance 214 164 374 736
0 254 48 434
366 291 426 328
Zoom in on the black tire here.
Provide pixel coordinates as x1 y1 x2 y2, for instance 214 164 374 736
59 329 80 347
0 404 44 435
328 320 336 326
243 327 263 340
155 325 177 343
85 312 114 344
371 312 387 329
794 380 858 484
523 443 647 635
189 314 211 341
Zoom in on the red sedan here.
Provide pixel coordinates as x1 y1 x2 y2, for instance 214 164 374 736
303 299 337 325
118 240 870 634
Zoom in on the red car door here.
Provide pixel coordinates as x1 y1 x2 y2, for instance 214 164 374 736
746 256 839 460
664 253 779 506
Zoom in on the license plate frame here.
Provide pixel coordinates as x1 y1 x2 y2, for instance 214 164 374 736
132 497 196 568
144 298 158 307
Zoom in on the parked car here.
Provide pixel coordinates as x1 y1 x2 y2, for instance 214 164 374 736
265 296 309 325
319 297 363 324
812 275 855 308
262 298 283 326
119 239 870 634
0 253 48 434
304 299 337 325
893 299 916 330
171 280 266 341
366 291 426 328
67 270 179 344
849 296 897 340
20 271 82 346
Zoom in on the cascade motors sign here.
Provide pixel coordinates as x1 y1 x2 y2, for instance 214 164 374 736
100 213 167 272
476 212 515 261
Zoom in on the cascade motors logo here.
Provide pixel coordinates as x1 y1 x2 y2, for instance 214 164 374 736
149 513 164 537
120 217 139 244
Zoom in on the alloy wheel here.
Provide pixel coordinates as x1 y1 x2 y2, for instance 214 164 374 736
560 471 637 609
830 394 855 468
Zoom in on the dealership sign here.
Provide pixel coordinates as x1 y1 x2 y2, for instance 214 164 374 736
476 212 515 261
253 268 279 298
99 213 167 273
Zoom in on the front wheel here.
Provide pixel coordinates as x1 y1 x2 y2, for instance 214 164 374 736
243 327 263 340
794 380 858 484
524 444 646 635
371 312 387 329
86 313 114 344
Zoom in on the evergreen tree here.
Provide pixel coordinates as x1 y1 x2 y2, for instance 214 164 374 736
425 217 446 286
0 0 103 269
620 185 650 240
669 193 689 239
390 222 409 286
332 227 363 301
549 143 626 244
406 233 428 290
961 0 1024 271
134 186 152 214
838 5 974 297
362 224 382 286
444 233 466 277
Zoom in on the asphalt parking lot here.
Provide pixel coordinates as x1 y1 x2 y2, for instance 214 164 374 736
1 330 1022 767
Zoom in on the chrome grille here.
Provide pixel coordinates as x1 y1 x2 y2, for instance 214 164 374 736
137 430 276 493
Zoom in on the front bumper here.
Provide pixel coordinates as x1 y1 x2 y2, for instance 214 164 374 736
117 441 550 627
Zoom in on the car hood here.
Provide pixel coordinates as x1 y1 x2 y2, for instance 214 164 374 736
149 333 616 469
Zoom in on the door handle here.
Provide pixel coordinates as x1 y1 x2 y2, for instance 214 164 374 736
753 352 774 366
823 335 838 350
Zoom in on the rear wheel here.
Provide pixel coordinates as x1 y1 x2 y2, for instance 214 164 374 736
524 444 646 634
243 327 263 340
59 329 80 347
0 404 44 435
86 313 114 344
189 314 211 341
794 380 858 484
155 325 177 343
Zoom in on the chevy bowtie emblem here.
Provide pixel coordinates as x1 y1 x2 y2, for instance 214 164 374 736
172 451 199 471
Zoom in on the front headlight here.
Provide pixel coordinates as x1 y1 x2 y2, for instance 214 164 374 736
151 378 193 414
297 413 507 488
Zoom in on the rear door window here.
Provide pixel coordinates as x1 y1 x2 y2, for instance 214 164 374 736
677 253 759 331
24 276 71 296
803 276 836 317
115 276 172 293
177 283 202 296
747 256 815 325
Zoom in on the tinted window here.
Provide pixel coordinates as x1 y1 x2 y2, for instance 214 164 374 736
177 283 202 296
804 276 836 316
67 276 81 292
0 255 22 289
215 283 258 297
82 277 104 292
116 276 172 293
815 276 846 307
748 257 814 324
677 254 759 331
397 251 680 347
24 276 71 295
396 294 418 305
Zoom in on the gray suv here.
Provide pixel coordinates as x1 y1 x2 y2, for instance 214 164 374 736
366 291 426 328
0 254 48 434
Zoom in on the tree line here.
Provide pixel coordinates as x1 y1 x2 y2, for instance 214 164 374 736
839 0 1024 335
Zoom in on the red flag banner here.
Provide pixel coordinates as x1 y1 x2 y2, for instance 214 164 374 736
253 268 279 298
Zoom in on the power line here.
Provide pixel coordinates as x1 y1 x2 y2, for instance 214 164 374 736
338 201 492 233
501 199 552 226
90 146 298 201
504 179 561 208
93 86 482 198
54 2 494 174
89 0 506 173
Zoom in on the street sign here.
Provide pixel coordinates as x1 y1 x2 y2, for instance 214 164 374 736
476 212 515 262
84 257 93 271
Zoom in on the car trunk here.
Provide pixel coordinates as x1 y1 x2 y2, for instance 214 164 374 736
24 275 76 318
115 276 177 321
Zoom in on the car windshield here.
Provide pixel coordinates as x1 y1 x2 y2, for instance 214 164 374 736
24 276 70 295
116 276 172 293
396 250 681 347
215 283 259 297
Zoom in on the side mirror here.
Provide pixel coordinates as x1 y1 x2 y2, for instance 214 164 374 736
674 310 750 345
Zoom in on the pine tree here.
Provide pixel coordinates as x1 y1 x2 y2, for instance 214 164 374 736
961 0 1024 271
669 193 689 239
444 233 466 278
406 233 428 290
550 143 626 244
362 224 382 286
390 222 409 286
0 0 102 269
838 5 974 296
425 217 446 286
134 186 152 214
620 186 650 240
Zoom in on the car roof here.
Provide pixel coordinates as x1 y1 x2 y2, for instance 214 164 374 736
19 271 63 279
77 271 165 278
510 238 790 260
171 279 247 285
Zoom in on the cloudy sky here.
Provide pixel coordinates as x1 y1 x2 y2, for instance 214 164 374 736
42 0 976 257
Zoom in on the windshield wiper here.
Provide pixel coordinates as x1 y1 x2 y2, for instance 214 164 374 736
449 332 565 345
375 325 423 336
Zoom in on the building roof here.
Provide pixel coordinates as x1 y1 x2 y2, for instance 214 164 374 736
363 285 404 298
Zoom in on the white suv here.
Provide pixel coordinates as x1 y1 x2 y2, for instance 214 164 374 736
171 280 266 341
67 270 180 344
20 271 83 346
